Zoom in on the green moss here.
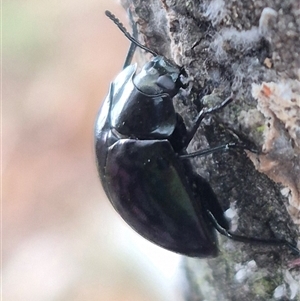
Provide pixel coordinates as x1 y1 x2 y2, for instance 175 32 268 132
252 277 276 297
256 125 265 132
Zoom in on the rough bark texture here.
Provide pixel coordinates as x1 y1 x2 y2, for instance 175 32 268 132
120 0 300 300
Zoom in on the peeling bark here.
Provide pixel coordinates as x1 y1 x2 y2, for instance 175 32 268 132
119 0 300 300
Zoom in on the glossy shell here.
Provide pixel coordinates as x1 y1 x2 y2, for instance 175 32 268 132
95 59 225 257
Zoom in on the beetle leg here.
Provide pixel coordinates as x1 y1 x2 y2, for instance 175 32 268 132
179 142 257 159
185 94 234 146
191 175 229 231
207 210 300 255
168 113 189 152
123 42 137 69
195 93 234 123
122 9 138 69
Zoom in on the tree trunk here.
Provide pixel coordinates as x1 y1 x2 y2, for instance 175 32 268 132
120 1 300 300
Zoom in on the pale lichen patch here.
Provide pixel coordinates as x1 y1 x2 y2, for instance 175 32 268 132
250 81 300 225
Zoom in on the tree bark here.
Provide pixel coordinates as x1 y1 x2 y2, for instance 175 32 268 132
120 1 300 300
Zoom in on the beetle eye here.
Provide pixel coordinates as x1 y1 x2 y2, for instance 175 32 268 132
148 68 158 75
144 61 155 70
160 60 167 68
156 75 175 91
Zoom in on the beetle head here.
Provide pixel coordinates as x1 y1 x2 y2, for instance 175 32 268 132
105 10 188 96
133 56 187 97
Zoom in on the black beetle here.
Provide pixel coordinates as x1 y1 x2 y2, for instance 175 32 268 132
94 11 300 257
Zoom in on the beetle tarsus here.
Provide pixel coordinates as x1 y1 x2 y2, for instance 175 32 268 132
185 94 234 146
195 94 234 124
207 210 300 255
180 142 257 159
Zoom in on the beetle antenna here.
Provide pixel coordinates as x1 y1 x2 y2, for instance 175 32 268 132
105 10 158 57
